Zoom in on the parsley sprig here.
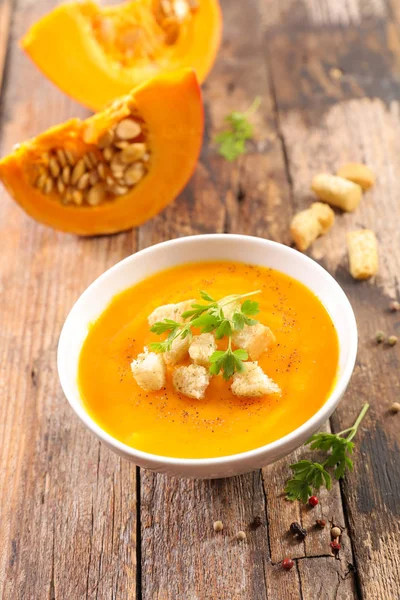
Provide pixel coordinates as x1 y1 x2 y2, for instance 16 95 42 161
149 290 261 380
285 403 369 503
215 96 261 162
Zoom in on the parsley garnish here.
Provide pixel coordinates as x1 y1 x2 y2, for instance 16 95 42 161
149 290 261 380
215 96 261 162
285 403 369 503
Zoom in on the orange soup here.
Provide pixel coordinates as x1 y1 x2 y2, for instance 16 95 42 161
78 261 339 458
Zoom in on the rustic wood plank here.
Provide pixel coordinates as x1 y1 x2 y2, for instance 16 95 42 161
0 0 13 96
138 1 357 598
262 5 400 598
0 1 138 598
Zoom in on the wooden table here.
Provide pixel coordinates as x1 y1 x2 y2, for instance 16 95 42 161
1 0 399 598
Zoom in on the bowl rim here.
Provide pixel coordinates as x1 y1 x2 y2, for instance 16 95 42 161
58 233 358 467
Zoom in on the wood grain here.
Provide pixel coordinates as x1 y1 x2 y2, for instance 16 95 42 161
0 0 399 598
0 1 138 598
0 0 13 96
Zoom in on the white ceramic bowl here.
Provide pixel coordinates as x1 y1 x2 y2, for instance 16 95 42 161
58 234 357 479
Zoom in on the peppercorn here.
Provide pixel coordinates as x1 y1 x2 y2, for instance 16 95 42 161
389 300 400 312
282 557 294 571
330 526 341 539
330 541 341 552
236 531 246 541
390 402 400 414
375 331 386 344
290 521 307 540
213 520 223 532
250 516 262 530
388 335 398 346
308 495 319 507
315 519 326 528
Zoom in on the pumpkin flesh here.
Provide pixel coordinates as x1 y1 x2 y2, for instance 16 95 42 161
21 0 222 111
0 69 203 235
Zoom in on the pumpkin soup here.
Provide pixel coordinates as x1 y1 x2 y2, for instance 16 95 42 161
78 261 339 458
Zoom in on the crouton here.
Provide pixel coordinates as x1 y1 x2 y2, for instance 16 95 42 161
163 335 190 366
311 174 362 212
173 364 211 400
337 163 375 191
290 202 335 251
347 229 378 280
189 333 217 367
131 349 166 391
231 362 281 398
232 323 275 360
148 299 195 327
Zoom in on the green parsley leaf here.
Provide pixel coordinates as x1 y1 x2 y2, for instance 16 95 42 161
284 404 369 502
241 299 260 316
215 97 261 162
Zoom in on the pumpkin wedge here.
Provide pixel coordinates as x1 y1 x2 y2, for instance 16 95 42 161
21 0 222 112
0 69 203 235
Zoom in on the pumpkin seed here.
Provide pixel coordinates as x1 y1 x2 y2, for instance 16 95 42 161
103 147 114 162
36 173 47 191
114 140 129 150
49 158 60 178
89 170 100 186
110 184 129 196
88 151 98 167
57 178 66 195
97 163 106 179
87 183 106 206
115 118 141 140
124 162 145 185
72 190 83 205
43 178 53 194
83 154 93 169
161 0 173 16
77 172 90 190
106 176 115 186
65 150 76 166
71 159 86 185
120 143 146 164
56 149 67 167
62 165 71 184
97 129 115 149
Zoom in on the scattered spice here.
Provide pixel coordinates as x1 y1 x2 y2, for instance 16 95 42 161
315 519 326 528
290 522 307 540
330 526 341 539
389 300 400 312
375 331 386 344
387 335 398 346
330 540 341 552
236 531 247 541
390 402 400 414
308 495 319 507
250 516 263 530
329 67 343 80
282 557 295 571
213 520 223 533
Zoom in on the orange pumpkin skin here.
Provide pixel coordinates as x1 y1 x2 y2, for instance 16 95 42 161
21 0 222 112
0 69 203 236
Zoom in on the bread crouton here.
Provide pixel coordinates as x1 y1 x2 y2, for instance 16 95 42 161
173 364 210 400
232 323 275 360
231 362 281 398
148 299 195 327
189 333 217 367
311 174 362 212
163 335 191 366
347 229 378 280
131 350 166 391
337 163 375 191
290 202 335 251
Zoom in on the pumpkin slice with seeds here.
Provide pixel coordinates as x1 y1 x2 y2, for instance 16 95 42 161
21 0 222 111
0 69 203 235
